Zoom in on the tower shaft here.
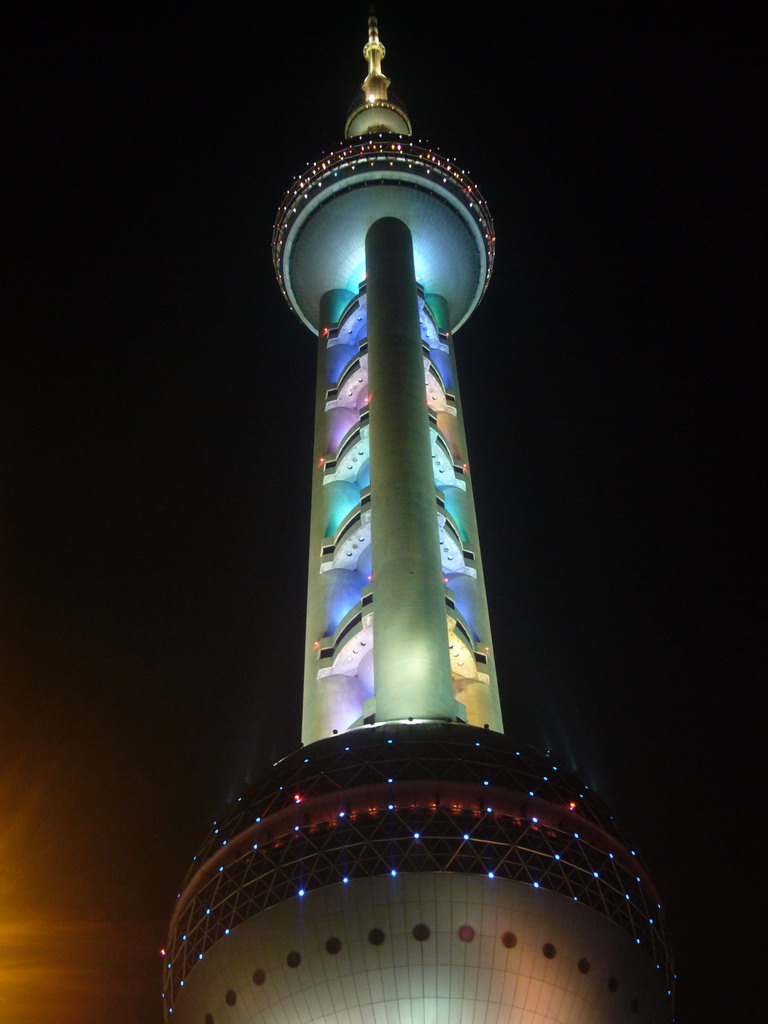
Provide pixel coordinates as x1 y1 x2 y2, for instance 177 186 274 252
165 17 674 1024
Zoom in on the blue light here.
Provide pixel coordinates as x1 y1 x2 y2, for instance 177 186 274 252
206 908 210 915
593 871 599 878
414 832 420 839
198 954 203 960
609 852 614 858
554 854 560 860
256 817 261 822
488 872 494 879
391 869 397 877
463 834 469 840
298 889 305 896
483 780 489 786
339 811 345 818
388 804 394 810
180 981 184 986
475 742 480 747
219 866 224 872
222 840 226 846
224 929 229 935
182 935 186 941
543 776 548 781
636 938 641 945
294 825 300 831
345 746 350 751
532 817 538 823
387 778 393 783
253 844 258 850
574 833 579 839
342 876 349 884
533 881 539 888
387 739 393 744
304 758 309 763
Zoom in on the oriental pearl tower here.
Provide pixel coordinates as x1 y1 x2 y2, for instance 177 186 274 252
163 16 674 1024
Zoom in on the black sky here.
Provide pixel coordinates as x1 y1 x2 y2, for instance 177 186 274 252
4 4 764 1023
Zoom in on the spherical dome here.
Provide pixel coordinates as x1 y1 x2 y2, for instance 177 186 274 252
164 724 673 1023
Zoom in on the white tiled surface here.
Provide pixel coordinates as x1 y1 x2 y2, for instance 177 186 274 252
174 874 669 1024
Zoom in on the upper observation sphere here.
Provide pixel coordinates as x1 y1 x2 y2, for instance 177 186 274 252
272 138 495 334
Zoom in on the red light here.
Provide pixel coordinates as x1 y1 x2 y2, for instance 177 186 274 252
160 948 166 956
294 794 302 804
568 802 577 811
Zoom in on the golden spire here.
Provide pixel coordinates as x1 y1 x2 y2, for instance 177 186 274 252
345 11 412 138
362 12 390 103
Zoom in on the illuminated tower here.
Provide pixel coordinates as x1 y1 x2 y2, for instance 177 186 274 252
164 17 673 1024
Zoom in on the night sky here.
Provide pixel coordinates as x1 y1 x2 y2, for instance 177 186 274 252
4 5 763 1023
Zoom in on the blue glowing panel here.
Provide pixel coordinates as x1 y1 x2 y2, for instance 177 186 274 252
429 347 453 390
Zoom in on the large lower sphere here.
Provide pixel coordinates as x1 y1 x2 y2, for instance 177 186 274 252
165 724 673 1024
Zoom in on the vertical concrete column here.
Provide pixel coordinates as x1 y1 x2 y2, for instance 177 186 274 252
366 217 456 722
302 288 354 745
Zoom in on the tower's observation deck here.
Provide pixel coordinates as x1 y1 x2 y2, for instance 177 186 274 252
272 138 495 335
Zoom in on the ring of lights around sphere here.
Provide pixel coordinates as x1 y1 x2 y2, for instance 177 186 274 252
273 139 495 334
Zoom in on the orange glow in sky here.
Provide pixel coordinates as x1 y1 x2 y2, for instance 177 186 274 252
0 756 157 1024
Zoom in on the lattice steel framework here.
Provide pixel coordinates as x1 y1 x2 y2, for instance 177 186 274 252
164 725 673 1011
